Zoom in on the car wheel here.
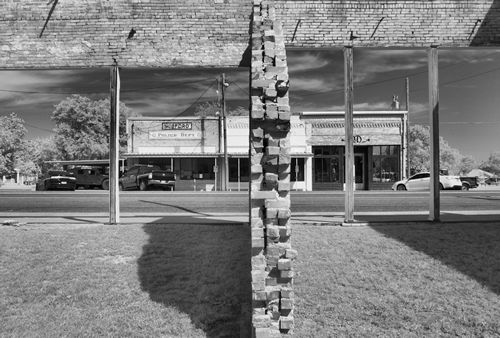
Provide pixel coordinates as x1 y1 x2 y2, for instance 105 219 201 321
397 184 407 191
102 180 109 190
139 181 147 191
461 184 469 191
439 183 444 190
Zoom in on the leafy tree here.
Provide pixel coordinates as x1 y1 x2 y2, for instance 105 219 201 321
408 125 431 174
51 95 136 160
193 101 220 118
458 155 477 175
229 106 249 116
480 152 500 175
0 113 27 175
193 102 248 117
408 124 469 175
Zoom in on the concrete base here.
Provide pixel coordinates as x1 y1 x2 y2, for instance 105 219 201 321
342 220 370 227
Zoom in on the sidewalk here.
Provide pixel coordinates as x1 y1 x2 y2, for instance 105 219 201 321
0 182 35 191
1 211 499 226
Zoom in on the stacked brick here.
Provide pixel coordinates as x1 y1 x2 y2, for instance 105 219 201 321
250 1 296 336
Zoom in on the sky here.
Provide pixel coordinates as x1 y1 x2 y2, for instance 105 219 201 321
0 48 499 162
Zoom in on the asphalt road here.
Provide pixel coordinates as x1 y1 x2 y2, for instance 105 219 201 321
1 190 500 215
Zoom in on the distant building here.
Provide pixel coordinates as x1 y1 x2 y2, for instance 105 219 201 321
124 110 408 191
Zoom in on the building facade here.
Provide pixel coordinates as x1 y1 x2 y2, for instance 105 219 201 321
125 110 408 191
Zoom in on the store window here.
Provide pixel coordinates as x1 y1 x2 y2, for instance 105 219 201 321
313 146 341 183
177 158 215 180
229 158 249 182
291 158 305 182
372 145 400 182
138 158 173 171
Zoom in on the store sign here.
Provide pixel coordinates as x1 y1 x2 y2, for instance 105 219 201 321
353 135 369 144
162 121 192 130
340 135 371 144
149 131 202 139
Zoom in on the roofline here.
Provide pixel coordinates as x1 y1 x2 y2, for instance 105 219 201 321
128 116 220 121
300 110 408 116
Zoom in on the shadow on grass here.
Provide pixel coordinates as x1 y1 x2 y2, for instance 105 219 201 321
137 216 252 338
371 222 500 295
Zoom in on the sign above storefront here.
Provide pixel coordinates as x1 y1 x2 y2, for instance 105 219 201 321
162 121 192 130
149 131 202 140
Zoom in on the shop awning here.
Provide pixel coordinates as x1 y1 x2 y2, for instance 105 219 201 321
228 152 314 158
123 153 220 158
124 152 314 159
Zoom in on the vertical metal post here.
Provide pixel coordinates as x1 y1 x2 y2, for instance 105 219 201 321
344 46 355 223
109 64 120 224
428 46 440 221
221 73 229 191
405 77 410 179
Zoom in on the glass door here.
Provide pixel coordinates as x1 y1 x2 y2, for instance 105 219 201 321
354 153 365 190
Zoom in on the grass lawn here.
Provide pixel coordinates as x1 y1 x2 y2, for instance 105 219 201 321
1 221 500 337
0 222 251 337
293 223 500 337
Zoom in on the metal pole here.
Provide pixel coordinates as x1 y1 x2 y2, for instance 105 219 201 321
405 77 410 179
428 46 440 222
221 73 229 191
109 64 120 224
344 46 355 223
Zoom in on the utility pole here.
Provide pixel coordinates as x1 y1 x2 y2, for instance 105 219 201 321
428 46 440 222
405 77 410 179
221 73 229 191
344 46 355 224
109 63 120 224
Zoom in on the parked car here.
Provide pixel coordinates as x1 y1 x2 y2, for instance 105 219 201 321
35 170 76 191
119 165 176 191
68 166 109 190
459 176 478 191
391 172 462 191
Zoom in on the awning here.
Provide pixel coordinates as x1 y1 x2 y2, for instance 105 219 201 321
123 153 220 158
124 152 314 159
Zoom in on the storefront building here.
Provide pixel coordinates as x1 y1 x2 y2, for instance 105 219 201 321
125 110 407 191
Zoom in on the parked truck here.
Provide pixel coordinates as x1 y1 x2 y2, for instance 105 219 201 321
68 166 110 190
459 176 478 191
119 164 176 191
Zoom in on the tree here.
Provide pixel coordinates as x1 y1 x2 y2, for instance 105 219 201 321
0 113 27 175
458 155 477 176
51 95 136 160
193 101 220 118
480 152 500 175
229 106 249 116
193 102 249 117
408 124 469 175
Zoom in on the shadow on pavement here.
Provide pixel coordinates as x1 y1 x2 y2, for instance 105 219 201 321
370 222 500 295
137 215 252 338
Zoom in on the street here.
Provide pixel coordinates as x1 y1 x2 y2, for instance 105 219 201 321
1 190 499 216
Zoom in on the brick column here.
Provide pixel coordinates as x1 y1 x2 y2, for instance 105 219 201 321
250 1 296 336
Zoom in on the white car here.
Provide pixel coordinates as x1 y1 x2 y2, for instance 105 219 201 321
392 172 462 191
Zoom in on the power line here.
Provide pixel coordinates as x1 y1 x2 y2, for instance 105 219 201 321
0 77 215 95
229 81 249 96
299 51 500 98
177 80 217 116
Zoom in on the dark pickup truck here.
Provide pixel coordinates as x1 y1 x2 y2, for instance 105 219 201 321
459 176 478 191
119 164 176 191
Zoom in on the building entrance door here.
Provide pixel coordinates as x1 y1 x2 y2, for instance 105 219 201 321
354 152 366 190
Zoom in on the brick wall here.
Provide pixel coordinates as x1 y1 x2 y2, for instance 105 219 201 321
276 0 499 47
1 1 499 69
0 0 252 68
